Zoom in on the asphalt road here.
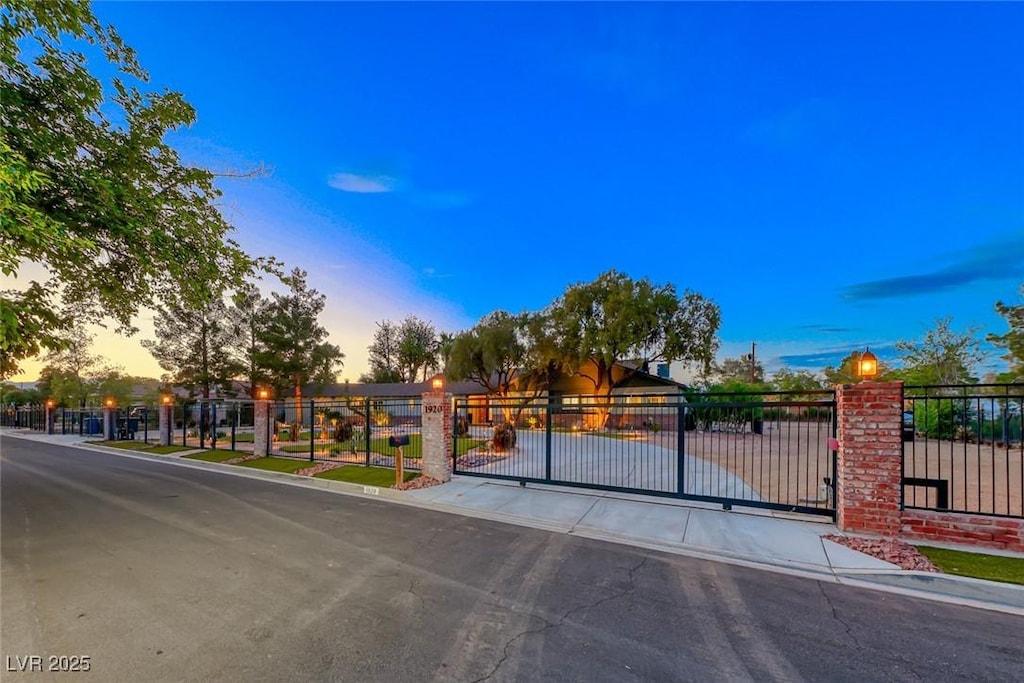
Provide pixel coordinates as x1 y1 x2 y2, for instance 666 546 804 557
2 436 1021 682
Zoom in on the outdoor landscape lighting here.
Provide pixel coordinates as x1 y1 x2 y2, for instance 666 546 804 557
856 348 878 380
45 399 55 409
431 376 444 391
105 398 115 408
257 388 270 400
161 394 173 405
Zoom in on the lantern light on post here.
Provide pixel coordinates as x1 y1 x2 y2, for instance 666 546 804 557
105 398 115 408
45 399 55 409
161 394 173 406
856 348 878 381
257 388 270 400
431 376 444 392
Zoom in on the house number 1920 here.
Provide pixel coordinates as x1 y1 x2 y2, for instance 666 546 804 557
424 405 444 414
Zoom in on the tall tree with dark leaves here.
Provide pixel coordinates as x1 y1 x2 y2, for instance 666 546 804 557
143 297 241 399
362 321 403 383
1 1 270 377
256 269 343 397
228 282 270 398
987 285 1024 382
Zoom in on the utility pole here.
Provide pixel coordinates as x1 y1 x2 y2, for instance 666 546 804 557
750 342 757 384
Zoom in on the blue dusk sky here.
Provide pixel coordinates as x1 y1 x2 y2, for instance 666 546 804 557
13 2 1024 381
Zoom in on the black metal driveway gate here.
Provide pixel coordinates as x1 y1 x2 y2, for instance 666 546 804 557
453 391 837 518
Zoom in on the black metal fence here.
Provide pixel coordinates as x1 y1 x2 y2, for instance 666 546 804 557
902 384 1023 518
177 397 424 470
453 390 837 517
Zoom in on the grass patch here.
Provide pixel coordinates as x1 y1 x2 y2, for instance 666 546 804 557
313 465 417 487
233 433 254 443
280 435 485 458
184 449 244 463
238 457 311 474
917 546 1024 586
89 440 153 450
147 445 191 455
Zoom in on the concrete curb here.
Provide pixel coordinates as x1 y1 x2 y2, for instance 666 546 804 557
15 434 1024 616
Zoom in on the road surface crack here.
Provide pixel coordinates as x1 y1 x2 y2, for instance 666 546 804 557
470 614 558 683
817 581 861 649
472 556 649 682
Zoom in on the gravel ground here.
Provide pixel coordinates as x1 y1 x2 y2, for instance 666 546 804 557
824 534 940 572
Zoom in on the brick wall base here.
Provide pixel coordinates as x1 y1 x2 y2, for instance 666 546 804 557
901 509 1024 553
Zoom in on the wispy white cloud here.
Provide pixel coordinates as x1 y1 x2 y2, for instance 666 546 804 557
327 172 397 194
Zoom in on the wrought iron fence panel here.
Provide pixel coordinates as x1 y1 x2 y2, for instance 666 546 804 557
902 384 1023 518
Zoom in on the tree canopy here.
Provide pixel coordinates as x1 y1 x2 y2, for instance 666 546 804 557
256 269 343 396
1 0 268 378
142 296 241 399
893 317 985 385
548 269 720 396
987 285 1023 382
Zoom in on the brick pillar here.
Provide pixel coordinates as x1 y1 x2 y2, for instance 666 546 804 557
103 407 117 440
254 399 271 457
836 381 903 536
158 403 174 446
45 406 56 435
421 392 452 482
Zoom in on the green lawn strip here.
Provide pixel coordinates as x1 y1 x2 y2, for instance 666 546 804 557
184 449 245 463
454 438 485 455
917 546 1024 586
146 445 191 455
233 433 255 443
589 430 651 440
88 440 154 450
313 465 417 486
238 457 312 474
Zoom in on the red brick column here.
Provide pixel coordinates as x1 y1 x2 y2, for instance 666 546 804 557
835 381 903 535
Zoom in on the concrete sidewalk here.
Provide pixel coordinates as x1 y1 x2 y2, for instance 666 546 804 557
5 429 1024 615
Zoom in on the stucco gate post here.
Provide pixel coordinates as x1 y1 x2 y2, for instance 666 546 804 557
421 391 453 482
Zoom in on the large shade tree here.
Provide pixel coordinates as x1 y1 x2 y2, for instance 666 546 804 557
548 269 721 398
1 1 268 377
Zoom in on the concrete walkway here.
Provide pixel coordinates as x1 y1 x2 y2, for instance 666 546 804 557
4 428 1023 615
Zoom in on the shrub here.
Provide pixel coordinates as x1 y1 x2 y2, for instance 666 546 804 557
492 422 517 451
333 421 354 443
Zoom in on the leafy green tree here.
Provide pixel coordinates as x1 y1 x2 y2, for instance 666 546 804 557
548 269 720 397
256 269 343 397
397 316 438 382
712 355 765 384
987 285 1024 382
436 331 456 375
0 381 43 406
1 1 268 376
448 311 528 398
228 282 270 398
36 326 104 406
771 368 826 394
894 318 985 385
142 296 241 399
361 321 404 383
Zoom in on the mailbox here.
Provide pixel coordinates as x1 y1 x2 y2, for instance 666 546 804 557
388 434 410 448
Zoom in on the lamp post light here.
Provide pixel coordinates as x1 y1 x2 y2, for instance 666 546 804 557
257 388 270 400
856 348 878 381
431 376 445 393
